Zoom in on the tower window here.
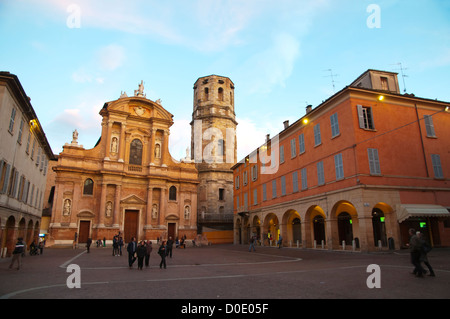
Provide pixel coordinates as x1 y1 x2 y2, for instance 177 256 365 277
204 88 209 101
218 88 224 101
219 188 225 201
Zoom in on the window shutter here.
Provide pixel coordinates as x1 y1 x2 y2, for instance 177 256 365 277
357 105 365 129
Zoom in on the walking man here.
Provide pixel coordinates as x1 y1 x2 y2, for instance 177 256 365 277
408 228 425 277
9 238 25 270
127 237 137 268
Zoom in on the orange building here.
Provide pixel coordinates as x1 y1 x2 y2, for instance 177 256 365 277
233 70 450 252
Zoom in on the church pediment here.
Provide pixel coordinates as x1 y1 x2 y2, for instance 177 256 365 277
121 194 146 205
77 210 95 218
166 214 179 221
104 97 174 123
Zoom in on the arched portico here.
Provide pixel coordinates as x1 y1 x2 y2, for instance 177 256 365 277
263 213 279 246
332 201 358 249
305 205 326 248
282 209 301 247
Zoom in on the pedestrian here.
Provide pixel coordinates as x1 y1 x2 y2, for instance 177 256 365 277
136 241 147 270
118 236 124 256
158 241 167 269
73 232 78 249
249 235 256 252
278 235 283 249
145 240 153 267
408 228 425 277
38 240 44 255
418 232 435 277
86 237 92 253
166 236 174 258
127 237 137 268
112 235 119 256
9 238 25 270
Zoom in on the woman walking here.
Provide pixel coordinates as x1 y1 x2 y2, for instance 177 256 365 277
145 240 153 268
136 241 147 270
158 241 167 269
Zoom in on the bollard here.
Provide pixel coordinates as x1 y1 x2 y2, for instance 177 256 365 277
321 240 325 249
378 240 382 250
342 240 346 250
352 240 356 251
297 240 299 248
314 240 317 249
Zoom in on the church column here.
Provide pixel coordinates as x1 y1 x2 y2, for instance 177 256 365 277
149 128 156 166
159 187 166 226
146 186 153 225
161 129 169 167
104 120 113 160
118 124 126 162
99 183 107 227
113 184 121 227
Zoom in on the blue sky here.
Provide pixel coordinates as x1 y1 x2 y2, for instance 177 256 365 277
1 0 449 160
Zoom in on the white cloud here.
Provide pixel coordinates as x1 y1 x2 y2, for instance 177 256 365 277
239 33 301 94
96 44 126 71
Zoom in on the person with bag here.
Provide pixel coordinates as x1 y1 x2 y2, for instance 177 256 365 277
158 241 167 269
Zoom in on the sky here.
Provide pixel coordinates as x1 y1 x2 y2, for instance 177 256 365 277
1 0 449 161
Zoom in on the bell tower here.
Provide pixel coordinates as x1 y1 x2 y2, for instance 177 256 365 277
191 75 237 232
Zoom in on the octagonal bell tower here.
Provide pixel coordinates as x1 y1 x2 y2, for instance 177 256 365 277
191 75 237 232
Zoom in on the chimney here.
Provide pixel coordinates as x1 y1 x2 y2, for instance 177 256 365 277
266 134 270 143
306 105 312 114
283 120 289 129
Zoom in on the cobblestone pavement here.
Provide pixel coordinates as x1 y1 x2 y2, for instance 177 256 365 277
1 244 449 309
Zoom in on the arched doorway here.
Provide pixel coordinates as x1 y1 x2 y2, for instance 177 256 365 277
5 216 16 257
338 212 353 245
263 213 279 246
313 215 326 246
283 209 302 246
372 208 387 247
251 215 261 243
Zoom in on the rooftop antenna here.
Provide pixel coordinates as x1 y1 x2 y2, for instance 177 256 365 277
391 63 408 93
324 69 338 93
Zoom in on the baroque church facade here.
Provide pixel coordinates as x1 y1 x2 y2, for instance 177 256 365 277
49 76 236 245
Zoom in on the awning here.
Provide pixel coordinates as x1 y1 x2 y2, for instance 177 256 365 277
397 204 450 223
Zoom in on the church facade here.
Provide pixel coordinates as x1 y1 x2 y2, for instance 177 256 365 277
49 82 199 244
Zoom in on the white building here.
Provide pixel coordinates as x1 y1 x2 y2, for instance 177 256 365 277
0 72 54 257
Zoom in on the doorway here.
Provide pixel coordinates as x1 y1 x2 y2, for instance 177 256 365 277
78 221 91 243
124 210 139 242
338 212 353 245
168 223 176 240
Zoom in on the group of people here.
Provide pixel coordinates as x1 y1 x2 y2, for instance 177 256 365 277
408 228 435 277
126 237 154 270
126 236 182 270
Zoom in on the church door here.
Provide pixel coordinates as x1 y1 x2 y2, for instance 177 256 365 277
78 221 90 243
124 210 139 242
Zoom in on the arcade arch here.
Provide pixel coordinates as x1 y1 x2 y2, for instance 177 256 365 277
263 213 279 245
282 209 301 247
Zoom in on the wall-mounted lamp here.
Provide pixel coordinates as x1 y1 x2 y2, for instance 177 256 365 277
378 95 385 101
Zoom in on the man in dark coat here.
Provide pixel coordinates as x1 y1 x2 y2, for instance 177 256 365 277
127 237 137 268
